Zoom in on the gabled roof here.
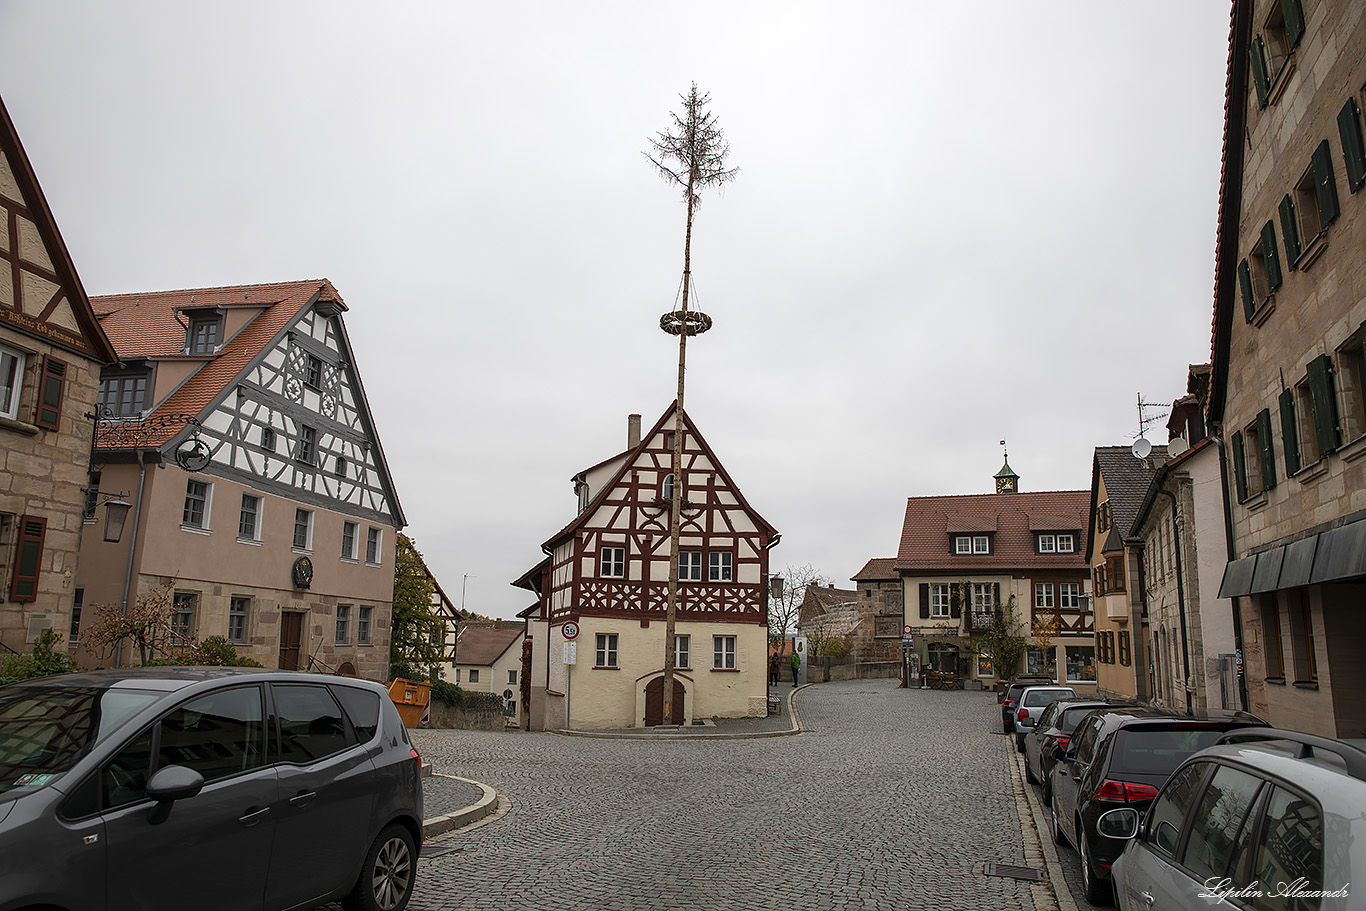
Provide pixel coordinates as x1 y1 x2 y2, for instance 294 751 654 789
455 625 523 667
852 558 898 582
1086 445 1169 560
0 95 116 363
540 402 778 550
895 489 1089 574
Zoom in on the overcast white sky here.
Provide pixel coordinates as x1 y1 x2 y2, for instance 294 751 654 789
0 2 1234 618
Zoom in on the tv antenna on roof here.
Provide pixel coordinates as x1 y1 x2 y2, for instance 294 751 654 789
1133 393 1167 460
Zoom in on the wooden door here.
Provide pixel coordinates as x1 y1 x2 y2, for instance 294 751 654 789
644 677 685 726
279 612 303 670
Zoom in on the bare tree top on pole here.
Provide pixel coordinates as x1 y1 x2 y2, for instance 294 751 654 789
645 83 739 213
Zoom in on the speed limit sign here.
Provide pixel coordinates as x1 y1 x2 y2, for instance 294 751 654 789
562 621 580 640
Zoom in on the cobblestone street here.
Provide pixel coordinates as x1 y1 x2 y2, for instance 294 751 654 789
390 679 1046 911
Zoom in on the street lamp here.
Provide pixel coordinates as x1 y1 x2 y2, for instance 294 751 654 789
101 497 131 543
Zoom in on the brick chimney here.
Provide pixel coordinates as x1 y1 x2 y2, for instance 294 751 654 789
628 414 641 449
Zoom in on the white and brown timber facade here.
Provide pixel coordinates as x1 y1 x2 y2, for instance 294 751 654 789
0 95 118 653
515 406 779 730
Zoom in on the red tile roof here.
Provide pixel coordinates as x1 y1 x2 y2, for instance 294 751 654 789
455 625 523 667
895 490 1089 573
851 558 898 582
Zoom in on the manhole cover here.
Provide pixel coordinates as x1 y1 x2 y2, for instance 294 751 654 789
982 863 1047 882
421 845 465 859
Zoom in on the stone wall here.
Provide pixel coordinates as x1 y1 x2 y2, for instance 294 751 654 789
427 699 506 731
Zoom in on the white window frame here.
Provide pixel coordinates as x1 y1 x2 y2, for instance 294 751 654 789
600 546 626 578
955 536 972 554
293 508 314 551
0 345 26 421
1038 534 1056 553
366 527 382 564
977 653 994 678
973 536 990 554
238 494 262 542
930 584 952 618
595 633 619 668
508 669 518 685
1056 534 1075 553
708 551 733 582
1060 582 1081 610
972 583 994 612
713 635 737 670
1066 644 1097 683
676 634 691 669
341 521 358 560
1035 583 1054 609
182 479 212 530
680 550 702 581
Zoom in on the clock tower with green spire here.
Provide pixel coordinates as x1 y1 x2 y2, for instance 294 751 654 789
995 454 1019 494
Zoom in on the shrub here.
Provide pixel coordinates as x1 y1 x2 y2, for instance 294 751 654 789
0 629 76 684
430 678 464 708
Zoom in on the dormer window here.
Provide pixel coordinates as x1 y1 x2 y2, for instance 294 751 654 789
98 365 151 417
186 312 223 354
954 535 991 555
1037 534 1075 554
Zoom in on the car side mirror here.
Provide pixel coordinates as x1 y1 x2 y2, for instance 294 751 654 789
145 764 204 825
1096 807 1140 840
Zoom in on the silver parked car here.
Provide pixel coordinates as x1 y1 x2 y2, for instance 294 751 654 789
0 667 424 911
1011 686 1076 753
1104 728 1361 911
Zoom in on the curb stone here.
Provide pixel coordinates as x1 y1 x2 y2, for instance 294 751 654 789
1006 737 1078 911
422 774 501 838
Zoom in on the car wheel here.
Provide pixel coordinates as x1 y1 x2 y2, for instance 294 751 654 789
1015 735 1025 754
1050 800 1068 846
1002 720 1012 734
1041 774 1052 807
1080 827 1111 906
1024 755 1038 784
343 823 416 911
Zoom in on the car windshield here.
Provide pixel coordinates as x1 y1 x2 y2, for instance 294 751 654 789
1058 705 1101 733
1108 726 1231 777
0 684 162 800
1023 689 1072 707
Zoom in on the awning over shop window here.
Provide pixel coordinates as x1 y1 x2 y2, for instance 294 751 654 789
1310 520 1366 585
1218 516 1366 598
1279 535 1319 589
1249 547 1284 594
1218 555 1257 599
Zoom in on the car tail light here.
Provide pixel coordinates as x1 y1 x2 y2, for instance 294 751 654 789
1018 708 1030 722
1049 734 1070 750
1095 779 1159 803
411 745 422 773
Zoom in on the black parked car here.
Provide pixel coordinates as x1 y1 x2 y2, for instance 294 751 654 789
999 674 1055 734
0 667 425 911
1022 698 1129 805
1047 705 1263 905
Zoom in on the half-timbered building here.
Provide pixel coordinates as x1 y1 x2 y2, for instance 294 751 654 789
0 95 118 653
515 406 779 730
73 279 404 678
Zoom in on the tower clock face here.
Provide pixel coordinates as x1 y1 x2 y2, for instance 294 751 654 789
998 477 1015 493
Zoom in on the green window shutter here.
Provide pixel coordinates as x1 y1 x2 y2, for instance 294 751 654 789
993 582 1001 607
1281 0 1305 48
1279 388 1300 476
1306 354 1341 455
1260 221 1282 291
1232 430 1249 502
1279 195 1301 266
1257 408 1277 490
1250 38 1270 109
1339 99 1366 193
34 356 67 432
1312 139 1340 226
949 585 961 619
9 516 46 602
1238 259 1256 321
919 583 930 619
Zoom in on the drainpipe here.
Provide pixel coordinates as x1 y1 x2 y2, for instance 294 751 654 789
1209 427 1249 711
1156 486 1194 713
114 450 148 667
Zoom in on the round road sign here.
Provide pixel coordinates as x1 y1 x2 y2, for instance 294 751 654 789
562 621 580 640
903 625 912 635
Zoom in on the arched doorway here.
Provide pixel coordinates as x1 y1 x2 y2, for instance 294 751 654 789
644 677 685 726
336 661 357 677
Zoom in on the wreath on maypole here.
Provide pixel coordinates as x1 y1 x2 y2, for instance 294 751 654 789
659 310 713 336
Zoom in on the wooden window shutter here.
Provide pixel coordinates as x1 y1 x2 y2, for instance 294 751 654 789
1278 195 1301 265
1339 99 1366 194
949 585 961 619
1231 429 1249 502
1257 408 1277 490
919 583 930 619
1281 0 1305 49
992 582 1001 607
1250 38 1270 108
1311 139 1340 226
1120 629 1131 666
1238 260 1256 322
1259 221 1282 292
1306 354 1340 455
9 516 47 602
34 356 67 431
1279 388 1300 476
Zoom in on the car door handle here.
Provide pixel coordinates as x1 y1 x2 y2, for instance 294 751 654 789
1140 891 1155 906
238 806 270 826
289 790 317 808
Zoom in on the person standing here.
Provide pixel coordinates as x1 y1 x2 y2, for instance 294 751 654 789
790 650 801 687
768 654 780 686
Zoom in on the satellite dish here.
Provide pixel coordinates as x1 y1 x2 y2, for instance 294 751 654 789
175 438 212 472
1131 438 1152 459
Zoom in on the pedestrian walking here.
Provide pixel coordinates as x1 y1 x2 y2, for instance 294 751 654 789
768 654 780 686
790 650 801 687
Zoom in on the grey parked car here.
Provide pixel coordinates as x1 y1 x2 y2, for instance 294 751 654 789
1106 728 1361 911
1011 686 1076 753
0 667 424 911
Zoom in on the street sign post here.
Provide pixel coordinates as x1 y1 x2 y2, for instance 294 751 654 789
562 621 580 640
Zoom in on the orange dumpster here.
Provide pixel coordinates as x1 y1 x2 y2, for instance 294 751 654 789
387 678 431 727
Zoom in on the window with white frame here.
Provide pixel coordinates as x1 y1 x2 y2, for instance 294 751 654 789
930 583 952 618
187 315 221 354
0 345 26 421
171 592 197 644
228 596 249 643
713 635 737 669
183 480 211 529
708 551 733 582
1059 582 1081 610
358 606 372 645
972 583 994 613
238 494 262 541
977 653 994 677
662 473 675 500
341 521 358 560
676 634 691 669
507 669 517 685
1038 534 1074 554
1056 534 1075 553
680 551 702 581
595 633 618 668
366 527 382 564
600 546 626 578
1035 582 1054 609
335 605 350 644
469 669 479 683
954 535 990 554
293 508 313 551
1066 645 1097 682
